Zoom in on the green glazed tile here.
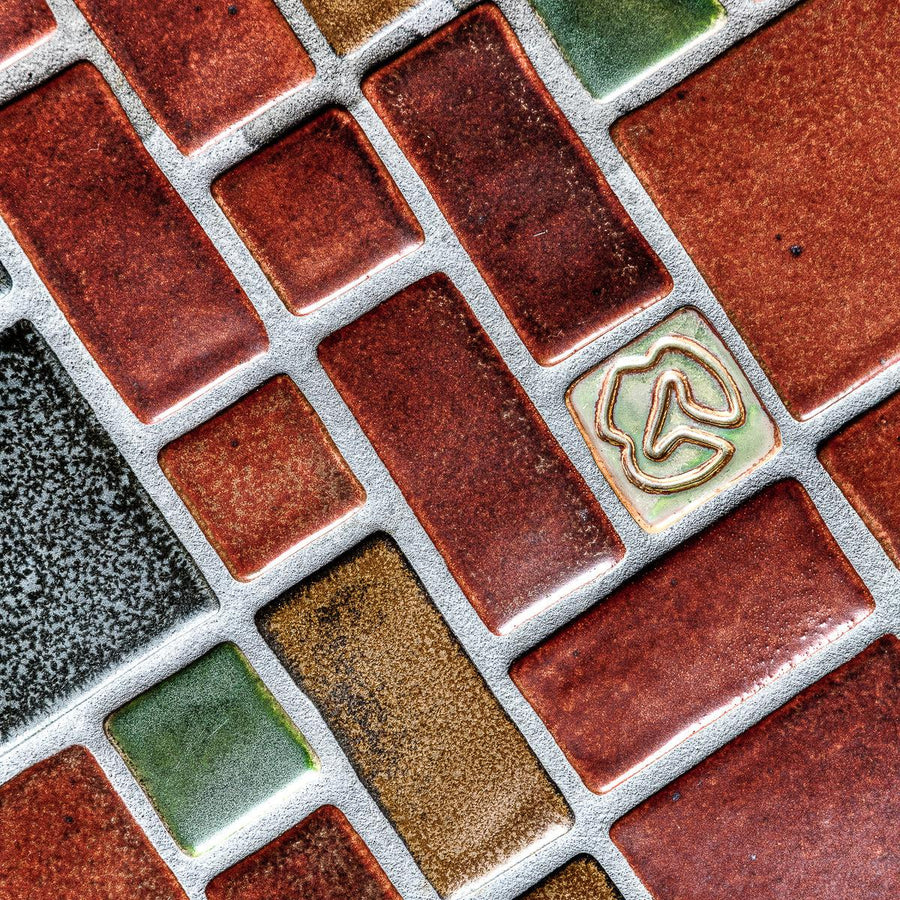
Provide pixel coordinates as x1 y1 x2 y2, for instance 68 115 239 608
106 643 317 856
529 0 725 100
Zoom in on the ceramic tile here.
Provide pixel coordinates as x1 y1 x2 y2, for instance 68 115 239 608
0 746 187 899
159 375 365 581
257 536 573 898
72 0 314 154
106 643 317 856
0 321 216 744
0 0 55 68
519 856 621 900
212 108 423 316
205 805 401 900
363 4 671 366
612 0 900 419
611 636 900 900
567 307 779 532
511 480 874 794
0 63 268 423
318 273 624 634
300 0 418 55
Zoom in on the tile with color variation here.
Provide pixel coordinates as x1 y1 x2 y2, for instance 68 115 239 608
611 636 900 900
0 63 268 423
257 536 573 898
300 0 418 55
0 746 187 899
363 4 671 366
511 480 874 793
160 375 365 581
206 805 401 900
520 856 621 900
72 0 314 154
612 0 900 419
0 0 55 68
213 108 423 316
567 307 779 532
318 273 624 634
106 643 317 856
0 321 215 744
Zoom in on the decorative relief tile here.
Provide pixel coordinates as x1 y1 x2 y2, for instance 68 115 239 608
0 0 55 69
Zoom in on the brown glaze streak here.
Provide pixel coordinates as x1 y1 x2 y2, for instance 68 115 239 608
300 0 420 55
612 636 900 900
520 856 622 900
0 64 268 423
0 0 55 67
511 480 874 793
318 273 624 634
363 4 671 366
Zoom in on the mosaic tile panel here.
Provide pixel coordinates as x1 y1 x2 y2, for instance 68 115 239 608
519 856 621 900
0 0 55 68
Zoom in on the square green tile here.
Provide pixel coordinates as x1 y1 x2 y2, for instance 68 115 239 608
529 0 725 101
106 643 318 856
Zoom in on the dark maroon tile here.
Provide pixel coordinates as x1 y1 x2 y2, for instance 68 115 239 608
318 273 624 634
72 0 315 154
511 480 874 792
363 4 671 366
213 107 423 316
611 636 900 900
0 63 268 423
0 0 55 67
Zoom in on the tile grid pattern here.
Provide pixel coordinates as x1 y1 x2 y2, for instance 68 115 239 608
1 0 898 898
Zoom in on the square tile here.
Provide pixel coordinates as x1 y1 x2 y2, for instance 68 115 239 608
0 0 55 69
519 856 621 899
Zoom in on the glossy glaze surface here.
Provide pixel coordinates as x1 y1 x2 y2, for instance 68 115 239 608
520 856 621 900
0 0 55 67
300 0 419 54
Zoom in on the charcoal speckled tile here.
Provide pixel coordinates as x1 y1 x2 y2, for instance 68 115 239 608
520 856 622 900
0 0 55 68
299 0 418 55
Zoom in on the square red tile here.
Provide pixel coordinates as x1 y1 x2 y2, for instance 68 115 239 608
0 0 55 68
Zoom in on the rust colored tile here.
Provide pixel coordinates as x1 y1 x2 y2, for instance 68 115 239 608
0 64 268 423
0 746 187 899
363 4 671 366
257 536 573 898
612 0 900 419
520 856 621 900
72 0 314 154
213 108 423 316
0 0 55 68
317 273 624 634
160 375 364 581
612 636 900 900
511 480 874 793
205 805 400 900
300 0 418 55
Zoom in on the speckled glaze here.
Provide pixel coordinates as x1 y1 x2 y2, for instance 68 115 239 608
612 636 900 900
0 746 187 899
71 0 314 154
519 856 622 900
0 321 215 744
299 0 419 54
612 0 900 419
363 4 671 366
205 805 401 900
0 0 55 68
257 536 573 898
318 273 624 634
213 107 423 316
106 643 318 856
511 480 874 793
0 63 268 423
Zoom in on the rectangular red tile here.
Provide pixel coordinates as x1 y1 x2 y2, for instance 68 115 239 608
213 107 423 316
318 273 624 634
0 0 55 67
0 63 268 423
363 4 671 366
612 0 900 419
72 0 314 154
611 636 900 900
511 480 874 792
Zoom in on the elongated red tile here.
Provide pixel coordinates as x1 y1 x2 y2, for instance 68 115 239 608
72 0 314 154
511 480 874 792
612 636 900 900
0 0 55 68
612 0 900 419
363 4 671 366
318 273 624 634
0 63 268 423
213 107 423 316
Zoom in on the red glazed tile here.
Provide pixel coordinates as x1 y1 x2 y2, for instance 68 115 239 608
72 0 314 154
0 63 268 424
363 4 671 366
511 480 874 792
612 0 900 419
318 273 624 634
213 107 423 316
0 0 55 68
205 806 400 900
0 745 187 899
611 636 900 900
160 375 364 581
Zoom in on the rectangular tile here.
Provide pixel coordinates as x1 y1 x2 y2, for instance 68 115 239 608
0 0 55 68
317 273 623 634
520 856 621 900
301 0 418 55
